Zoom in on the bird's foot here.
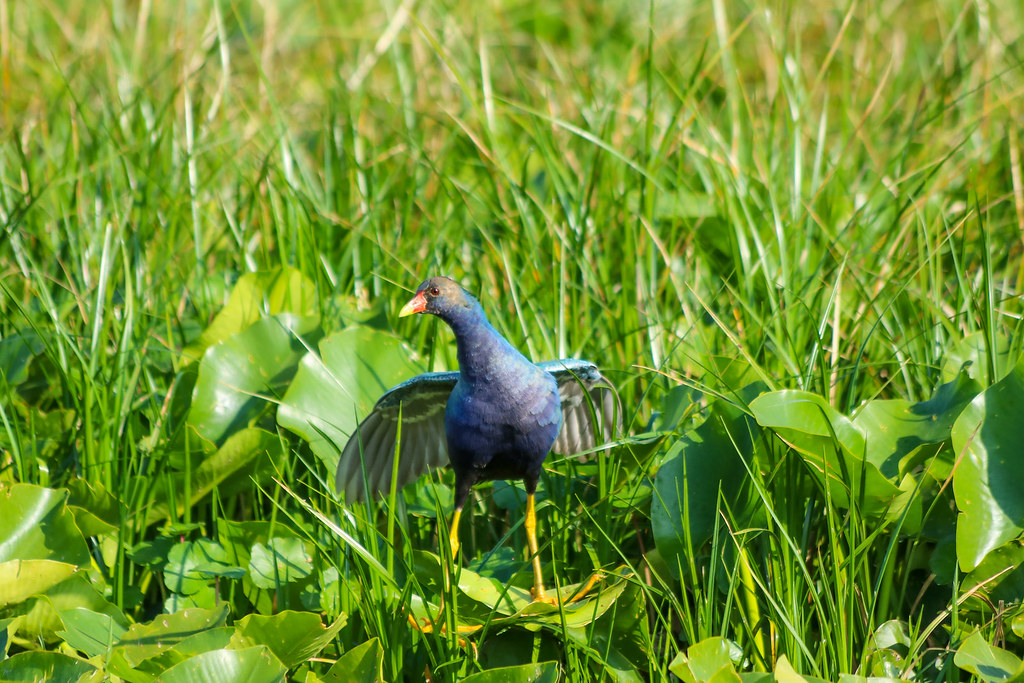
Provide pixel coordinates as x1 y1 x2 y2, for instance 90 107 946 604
568 571 604 603
408 612 481 636
530 588 558 605
531 571 604 606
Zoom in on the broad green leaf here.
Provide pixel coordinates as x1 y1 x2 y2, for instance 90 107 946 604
131 532 186 568
163 538 242 596
461 661 560 683
668 637 742 683
652 399 757 577
951 359 1024 571
154 645 286 683
889 474 924 535
216 519 280 567
942 332 1015 385
409 552 630 631
0 616 12 654
657 384 701 433
774 655 827 683
188 314 315 448
11 571 124 642
277 327 427 477
563 581 650 682
0 483 90 566
55 605 129 658
869 619 912 650
960 544 1024 612
954 630 1024 682
216 521 319 616
750 390 863 453
130 627 236 678
836 675 904 683
751 391 902 519
64 478 122 537
147 428 282 526
185 266 319 361
323 638 383 683
164 588 222 615
249 537 314 589
854 367 980 479
503 569 631 629
0 651 96 682
108 605 230 670
862 619 913 678
325 294 390 330
0 329 44 387
476 628 564 671
230 611 347 669
0 560 77 607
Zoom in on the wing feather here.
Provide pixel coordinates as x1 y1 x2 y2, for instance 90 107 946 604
335 371 458 502
539 359 622 457
335 360 620 502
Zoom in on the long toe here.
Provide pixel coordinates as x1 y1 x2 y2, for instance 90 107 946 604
565 572 604 604
530 585 558 605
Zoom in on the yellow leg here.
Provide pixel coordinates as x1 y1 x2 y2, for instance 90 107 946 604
524 492 604 605
408 504 481 638
567 571 604 603
448 506 463 558
408 612 482 636
525 492 551 602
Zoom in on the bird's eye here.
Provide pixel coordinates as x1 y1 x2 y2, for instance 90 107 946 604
429 286 440 296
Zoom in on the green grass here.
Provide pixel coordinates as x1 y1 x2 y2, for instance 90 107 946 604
2 0 1024 680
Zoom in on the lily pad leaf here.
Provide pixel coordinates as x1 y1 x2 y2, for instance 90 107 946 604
0 329 45 387
277 327 427 479
0 652 96 683
324 638 384 683
155 645 287 683
651 397 758 577
941 332 1014 385
185 266 319 361
954 630 1024 683
750 391 902 520
0 560 78 607
462 661 560 683
960 544 1024 614
55 605 129 658
108 604 230 670
854 366 980 479
14 571 128 643
951 358 1024 571
0 483 90 566
249 537 314 589
188 314 315 448
147 428 282 526
668 636 742 683
230 611 347 669
163 538 242 596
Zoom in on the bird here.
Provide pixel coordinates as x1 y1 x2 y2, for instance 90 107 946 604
335 276 619 602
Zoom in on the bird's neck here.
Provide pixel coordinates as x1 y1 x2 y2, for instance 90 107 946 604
443 305 526 383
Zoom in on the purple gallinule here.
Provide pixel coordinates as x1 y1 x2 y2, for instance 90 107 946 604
336 276 619 601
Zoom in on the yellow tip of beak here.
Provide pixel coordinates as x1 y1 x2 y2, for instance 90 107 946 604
399 292 426 317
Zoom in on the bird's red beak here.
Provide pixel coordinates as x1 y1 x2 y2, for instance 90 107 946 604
399 291 427 317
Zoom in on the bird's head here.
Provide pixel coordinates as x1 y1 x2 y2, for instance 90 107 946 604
399 276 478 321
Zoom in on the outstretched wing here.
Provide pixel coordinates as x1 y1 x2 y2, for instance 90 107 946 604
335 371 457 502
539 359 622 456
335 359 621 502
